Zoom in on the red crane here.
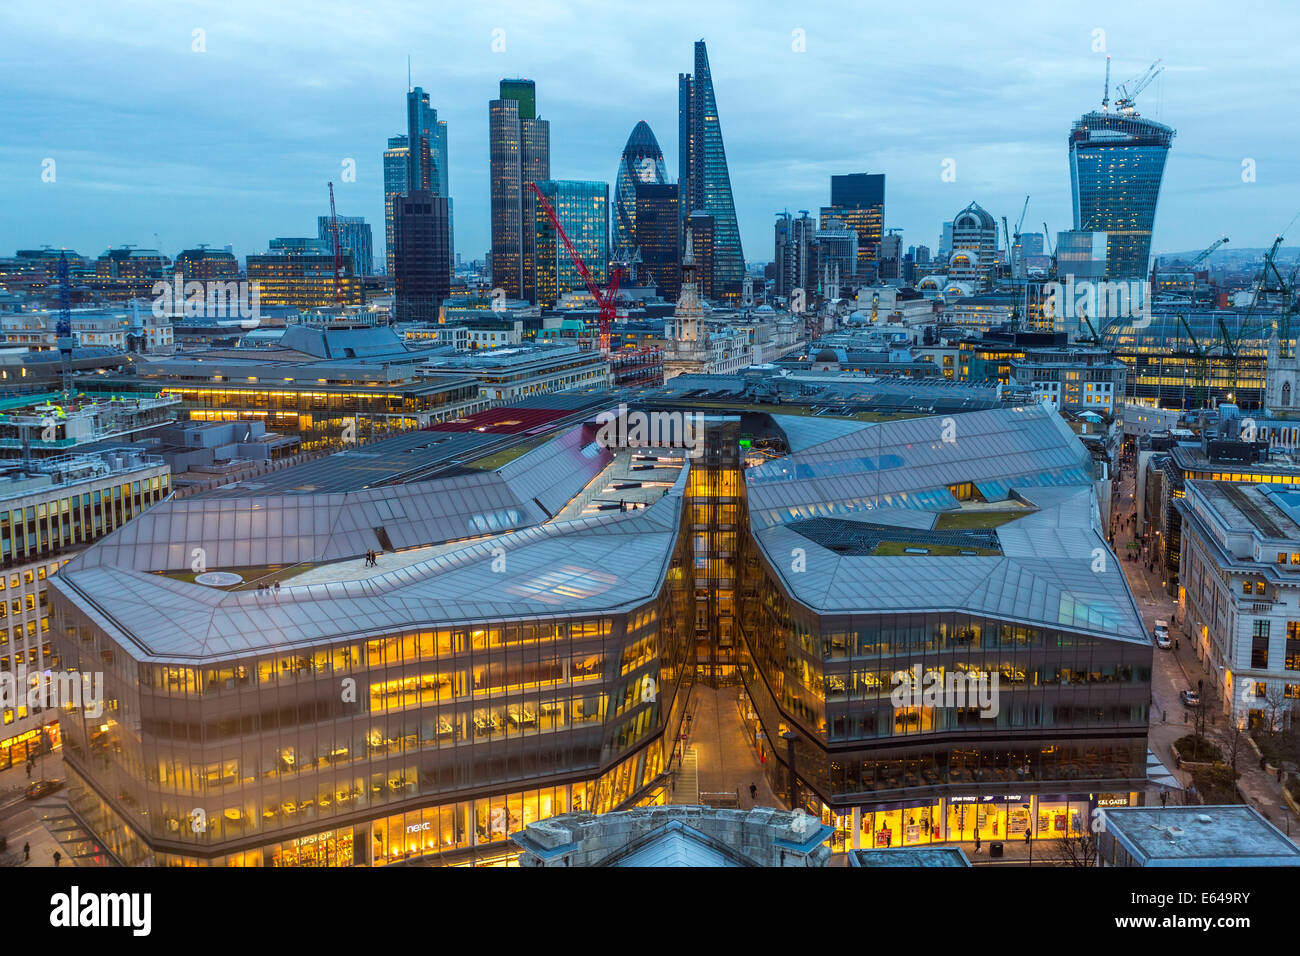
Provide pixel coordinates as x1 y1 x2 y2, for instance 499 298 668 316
528 181 621 354
327 181 344 304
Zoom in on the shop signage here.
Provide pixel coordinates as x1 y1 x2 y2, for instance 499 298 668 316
406 822 431 833
1095 794 1129 807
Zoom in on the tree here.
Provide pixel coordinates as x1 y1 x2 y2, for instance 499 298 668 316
1223 717 1248 773
1047 815 1098 867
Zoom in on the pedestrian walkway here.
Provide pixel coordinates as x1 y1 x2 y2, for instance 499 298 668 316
682 685 779 810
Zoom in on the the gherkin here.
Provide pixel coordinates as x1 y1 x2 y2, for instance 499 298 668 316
613 121 669 259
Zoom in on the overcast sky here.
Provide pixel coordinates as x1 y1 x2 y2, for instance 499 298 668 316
4 0 1298 267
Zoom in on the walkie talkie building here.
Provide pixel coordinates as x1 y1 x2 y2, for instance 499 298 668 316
1069 110 1174 281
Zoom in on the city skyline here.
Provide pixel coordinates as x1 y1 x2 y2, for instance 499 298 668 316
4 1 1300 269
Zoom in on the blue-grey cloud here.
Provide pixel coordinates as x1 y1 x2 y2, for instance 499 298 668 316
2 0 1298 265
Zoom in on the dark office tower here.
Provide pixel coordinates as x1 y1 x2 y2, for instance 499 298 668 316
532 180 608 308
393 191 450 323
632 182 680 301
687 211 716 301
614 121 670 259
1070 104 1174 280
819 173 885 280
490 79 550 302
678 40 744 300
383 135 409 277
407 87 454 271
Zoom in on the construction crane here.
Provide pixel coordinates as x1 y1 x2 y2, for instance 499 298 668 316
327 181 344 305
528 181 623 354
1114 59 1163 115
55 250 75 398
1173 313 1210 409
1102 55 1111 111
1152 235 1228 302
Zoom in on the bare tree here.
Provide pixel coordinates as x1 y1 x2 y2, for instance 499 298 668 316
1046 821 1098 867
1223 717 1248 773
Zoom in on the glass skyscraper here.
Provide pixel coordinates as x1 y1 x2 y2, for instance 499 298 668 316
678 41 744 300
491 79 550 302
406 87 453 272
614 121 669 260
1069 110 1174 281
532 180 608 308
382 135 408 277
317 215 374 276
820 173 885 281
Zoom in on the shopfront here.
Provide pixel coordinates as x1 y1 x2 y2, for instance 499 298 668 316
0 723 58 770
271 827 354 867
831 791 1139 850
861 801 944 848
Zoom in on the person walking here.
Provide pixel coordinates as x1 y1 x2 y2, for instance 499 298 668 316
22 842 29 862
749 782 758 801
52 851 61 867
974 834 981 855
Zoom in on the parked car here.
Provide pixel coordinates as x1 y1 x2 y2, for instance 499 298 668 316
1153 620 1171 649
24 779 62 800
1180 689 1201 708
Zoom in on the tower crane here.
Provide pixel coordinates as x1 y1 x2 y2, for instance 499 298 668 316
529 182 623 354
1114 59 1163 115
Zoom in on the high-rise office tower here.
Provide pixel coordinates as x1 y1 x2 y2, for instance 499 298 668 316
773 211 816 299
819 173 884 280
1069 91 1174 280
383 135 409 277
678 41 744 300
406 87 454 272
686 211 716 302
632 182 680 301
393 191 450 322
878 231 903 281
317 215 374 276
614 121 669 260
532 180 608 308
490 79 550 302
813 221 857 295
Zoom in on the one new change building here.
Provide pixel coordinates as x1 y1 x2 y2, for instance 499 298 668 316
48 403 1151 865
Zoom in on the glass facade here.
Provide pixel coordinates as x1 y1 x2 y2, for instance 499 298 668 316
737 538 1150 811
490 80 549 303
820 174 885 278
533 181 608 309
1069 110 1174 281
678 41 744 300
53 499 693 866
50 406 1150 863
613 121 669 260
383 135 408 278
1100 313 1273 409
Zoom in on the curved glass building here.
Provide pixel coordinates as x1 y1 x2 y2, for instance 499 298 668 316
614 121 669 260
49 404 1150 865
1069 110 1174 281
